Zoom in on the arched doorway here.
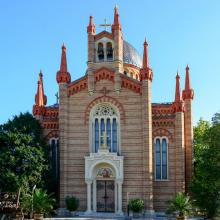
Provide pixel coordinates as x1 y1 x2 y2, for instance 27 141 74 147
85 152 124 215
94 165 115 212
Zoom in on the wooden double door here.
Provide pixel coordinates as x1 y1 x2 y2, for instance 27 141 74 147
96 180 115 212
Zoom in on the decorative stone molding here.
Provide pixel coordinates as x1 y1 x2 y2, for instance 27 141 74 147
153 128 173 141
68 76 88 96
85 151 124 181
42 121 59 129
94 31 114 41
152 119 175 128
85 96 125 125
46 130 59 140
121 74 142 94
94 67 115 83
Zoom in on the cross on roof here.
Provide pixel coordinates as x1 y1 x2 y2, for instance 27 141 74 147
99 18 112 31
55 92 59 104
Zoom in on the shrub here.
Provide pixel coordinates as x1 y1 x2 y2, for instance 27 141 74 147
65 196 79 212
129 198 144 213
33 188 55 214
166 192 192 218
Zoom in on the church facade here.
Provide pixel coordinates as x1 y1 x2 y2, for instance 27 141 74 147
33 8 194 215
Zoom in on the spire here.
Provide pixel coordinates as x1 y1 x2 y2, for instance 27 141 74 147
87 15 96 34
175 72 181 102
142 38 149 69
56 43 71 84
33 70 47 116
185 65 190 90
60 43 67 72
182 65 194 100
173 72 184 112
35 70 47 106
140 39 153 81
112 6 122 32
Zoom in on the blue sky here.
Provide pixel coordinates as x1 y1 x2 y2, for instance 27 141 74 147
0 0 220 125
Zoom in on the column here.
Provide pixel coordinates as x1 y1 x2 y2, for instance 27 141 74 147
117 181 123 215
114 181 118 212
86 180 92 213
93 180 96 212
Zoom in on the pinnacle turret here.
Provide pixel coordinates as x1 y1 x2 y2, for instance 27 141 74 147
87 16 96 34
33 70 47 117
35 70 47 106
173 72 184 112
140 39 153 81
56 43 71 84
182 65 194 100
112 6 122 32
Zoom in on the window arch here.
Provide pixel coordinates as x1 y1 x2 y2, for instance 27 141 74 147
90 103 120 153
154 137 168 180
97 42 104 61
106 42 113 60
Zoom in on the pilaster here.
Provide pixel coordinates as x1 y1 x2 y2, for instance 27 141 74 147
183 99 193 192
175 111 185 192
141 79 154 211
59 83 69 207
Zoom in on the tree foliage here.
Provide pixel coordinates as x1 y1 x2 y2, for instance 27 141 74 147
191 115 220 218
0 112 49 192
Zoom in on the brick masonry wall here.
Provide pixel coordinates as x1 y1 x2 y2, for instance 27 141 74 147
58 77 187 212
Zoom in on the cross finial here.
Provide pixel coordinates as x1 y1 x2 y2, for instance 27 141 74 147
99 18 112 31
55 92 59 104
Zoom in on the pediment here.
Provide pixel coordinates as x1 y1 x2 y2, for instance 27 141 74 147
94 31 114 41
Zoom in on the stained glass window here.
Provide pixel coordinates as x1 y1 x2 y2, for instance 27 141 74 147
92 104 119 153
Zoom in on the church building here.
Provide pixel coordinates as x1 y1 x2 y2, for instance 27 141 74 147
33 7 194 215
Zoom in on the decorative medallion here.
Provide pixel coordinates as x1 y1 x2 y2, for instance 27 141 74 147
97 167 114 178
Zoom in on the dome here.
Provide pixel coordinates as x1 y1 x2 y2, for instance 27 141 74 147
123 40 142 68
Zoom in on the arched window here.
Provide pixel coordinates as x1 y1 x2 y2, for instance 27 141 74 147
106 42 113 60
49 138 59 197
50 138 59 179
154 137 168 180
97 42 104 61
91 103 119 153
124 71 127 75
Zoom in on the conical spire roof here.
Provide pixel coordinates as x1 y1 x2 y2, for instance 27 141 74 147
87 15 96 34
56 43 71 84
140 39 153 81
35 70 47 106
182 65 194 100
112 6 122 32
175 72 181 102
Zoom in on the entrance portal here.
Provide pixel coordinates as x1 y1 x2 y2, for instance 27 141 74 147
96 180 115 212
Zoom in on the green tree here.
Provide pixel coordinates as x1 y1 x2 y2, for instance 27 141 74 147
191 115 220 219
0 113 49 192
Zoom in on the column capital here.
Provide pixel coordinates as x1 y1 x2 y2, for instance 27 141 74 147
85 179 93 184
116 179 123 184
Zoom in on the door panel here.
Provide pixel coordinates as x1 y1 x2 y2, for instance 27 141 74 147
96 180 114 212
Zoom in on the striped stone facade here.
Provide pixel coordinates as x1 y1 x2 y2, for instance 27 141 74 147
33 8 194 214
